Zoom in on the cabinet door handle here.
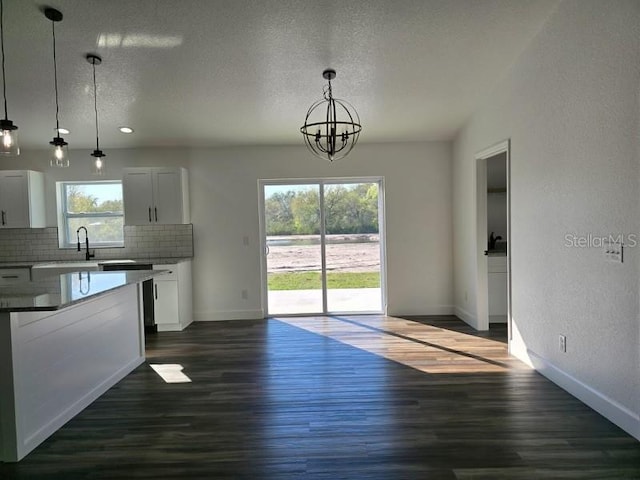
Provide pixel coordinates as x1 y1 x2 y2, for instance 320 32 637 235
155 284 158 300
1 210 5 225
148 207 152 222
1 275 19 279
154 207 158 222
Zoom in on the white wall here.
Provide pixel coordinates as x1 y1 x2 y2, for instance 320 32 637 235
453 0 639 438
187 142 453 320
7 141 453 321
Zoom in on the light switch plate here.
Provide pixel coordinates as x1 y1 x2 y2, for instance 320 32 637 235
604 239 623 263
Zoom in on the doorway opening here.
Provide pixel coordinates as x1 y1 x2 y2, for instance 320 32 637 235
475 141 511 339
259 178 386 316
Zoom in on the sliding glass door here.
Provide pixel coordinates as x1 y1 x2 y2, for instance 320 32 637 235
324 182 382 312
261 178 385 316
263 184 323 314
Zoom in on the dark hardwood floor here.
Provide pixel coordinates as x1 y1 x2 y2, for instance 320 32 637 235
1 316 638 479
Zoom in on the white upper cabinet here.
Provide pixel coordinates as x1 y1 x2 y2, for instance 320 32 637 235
0 170 45 229
122 167 190 225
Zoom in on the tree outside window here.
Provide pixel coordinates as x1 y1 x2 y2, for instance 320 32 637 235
60 182 124 247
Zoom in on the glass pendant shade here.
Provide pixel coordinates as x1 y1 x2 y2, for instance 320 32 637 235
91 150 105 175
45 7 68 167
49 136 69 167
87 54 105 176
0 120 18 156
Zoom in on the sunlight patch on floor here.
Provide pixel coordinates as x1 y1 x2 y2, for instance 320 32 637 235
150 364 192 383
276 316 530 374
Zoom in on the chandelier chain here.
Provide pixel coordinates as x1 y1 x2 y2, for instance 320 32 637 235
323 80 333 101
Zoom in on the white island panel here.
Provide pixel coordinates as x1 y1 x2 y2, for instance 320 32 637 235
0 283 145 462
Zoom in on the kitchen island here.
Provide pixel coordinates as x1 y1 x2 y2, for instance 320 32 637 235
0 270 164 462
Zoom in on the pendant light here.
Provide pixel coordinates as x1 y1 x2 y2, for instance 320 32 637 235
45 7 69 167
300 69 361 162
0 0 19 156
87 54 105 175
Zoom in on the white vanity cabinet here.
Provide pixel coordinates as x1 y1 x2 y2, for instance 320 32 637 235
0 170 45 228
152 260 192 331
488 256 508 323
122 167 189 225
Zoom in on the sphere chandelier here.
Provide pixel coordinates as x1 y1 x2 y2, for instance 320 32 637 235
300 69 362 162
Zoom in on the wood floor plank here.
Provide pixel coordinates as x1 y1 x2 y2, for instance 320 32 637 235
0 315 638 479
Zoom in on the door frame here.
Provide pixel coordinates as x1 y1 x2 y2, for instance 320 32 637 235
475 140 511 340
258 177 387 317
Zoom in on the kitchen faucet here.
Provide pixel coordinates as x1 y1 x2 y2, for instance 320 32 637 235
76 226 95 261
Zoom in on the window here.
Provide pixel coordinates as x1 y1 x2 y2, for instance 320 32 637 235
58 181 124 248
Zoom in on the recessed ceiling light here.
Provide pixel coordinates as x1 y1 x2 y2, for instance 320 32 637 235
57 127 70 134
119 126 134 134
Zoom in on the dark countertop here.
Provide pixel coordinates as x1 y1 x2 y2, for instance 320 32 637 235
99 258 191 266
0 270 168 312
0 257 192 269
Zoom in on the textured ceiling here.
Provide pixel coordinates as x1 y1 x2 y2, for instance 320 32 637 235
3 0 558 150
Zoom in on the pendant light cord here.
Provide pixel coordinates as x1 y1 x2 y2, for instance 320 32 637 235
0 0 8 121
92 61 100 150
51 18 60 133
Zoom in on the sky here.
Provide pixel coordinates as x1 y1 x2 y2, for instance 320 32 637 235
70 183 122 202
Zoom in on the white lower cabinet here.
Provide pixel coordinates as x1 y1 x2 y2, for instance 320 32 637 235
488 256 508 323
153 261 192 332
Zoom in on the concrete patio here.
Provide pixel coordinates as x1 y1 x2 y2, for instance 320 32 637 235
268 288 382 315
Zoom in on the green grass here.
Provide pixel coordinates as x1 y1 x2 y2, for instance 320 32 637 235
268 271 380 290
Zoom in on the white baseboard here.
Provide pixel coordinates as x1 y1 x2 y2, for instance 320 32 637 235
195 307 460 321
388 305 454 316
454 305 476 327
194 309 264 321
527 349 639 441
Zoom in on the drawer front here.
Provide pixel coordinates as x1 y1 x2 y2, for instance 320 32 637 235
153 264 177 281
0 267 31 285
487 256 508 273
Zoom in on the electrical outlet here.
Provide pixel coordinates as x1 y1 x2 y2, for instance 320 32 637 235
604 239 623 263
241 289 248 300
559 335 566 353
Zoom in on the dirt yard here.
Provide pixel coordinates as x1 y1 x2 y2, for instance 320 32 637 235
266 235 380 273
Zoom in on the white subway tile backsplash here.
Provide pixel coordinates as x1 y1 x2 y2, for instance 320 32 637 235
0 224 193 262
